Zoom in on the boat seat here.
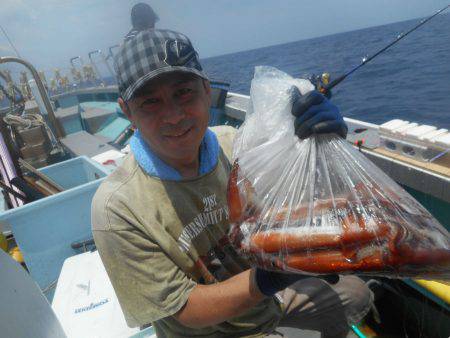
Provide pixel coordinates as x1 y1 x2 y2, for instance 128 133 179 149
79 104 117 134
0 250 66 338
55 105 83 135
61 130 117 157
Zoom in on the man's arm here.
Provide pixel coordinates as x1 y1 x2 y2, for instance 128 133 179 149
174 269 264 329
174 266 334 329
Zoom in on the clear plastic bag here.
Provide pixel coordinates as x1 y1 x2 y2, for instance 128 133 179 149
227 66 450 279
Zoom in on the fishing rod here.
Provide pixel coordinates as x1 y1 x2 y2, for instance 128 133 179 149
318 4 450 95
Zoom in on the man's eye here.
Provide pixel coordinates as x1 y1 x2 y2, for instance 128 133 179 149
177 88 193 97
141 98 159 107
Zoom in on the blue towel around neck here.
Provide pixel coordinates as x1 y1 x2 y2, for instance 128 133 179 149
130 128 219 180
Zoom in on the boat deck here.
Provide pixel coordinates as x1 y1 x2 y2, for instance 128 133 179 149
374 147 450 177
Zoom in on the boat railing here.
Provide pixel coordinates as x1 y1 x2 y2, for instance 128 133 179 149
107 45 120 62
70 55 84 69
88 50 108 86
0 56 65 139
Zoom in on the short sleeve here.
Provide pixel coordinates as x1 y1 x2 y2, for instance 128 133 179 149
93 225 196 328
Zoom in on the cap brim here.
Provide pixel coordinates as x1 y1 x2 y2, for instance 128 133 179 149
123 66 209 101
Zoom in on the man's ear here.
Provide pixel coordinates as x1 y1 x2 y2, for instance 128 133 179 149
118 97 136 128
118 97 132 119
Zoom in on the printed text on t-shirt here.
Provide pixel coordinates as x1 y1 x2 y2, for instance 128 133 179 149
177 193 229 252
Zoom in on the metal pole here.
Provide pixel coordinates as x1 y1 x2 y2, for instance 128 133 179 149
88 50 106 86
97 50 115 79
108 45 119 60
0 56 65 139
106 45 119 76
70 56 84 68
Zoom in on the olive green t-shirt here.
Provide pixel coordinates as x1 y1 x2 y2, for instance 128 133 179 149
91 126 282 337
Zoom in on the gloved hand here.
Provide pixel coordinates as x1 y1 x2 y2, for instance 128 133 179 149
255 268 339 297
291 87 348 139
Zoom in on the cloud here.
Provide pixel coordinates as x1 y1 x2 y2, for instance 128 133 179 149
1 0 33 19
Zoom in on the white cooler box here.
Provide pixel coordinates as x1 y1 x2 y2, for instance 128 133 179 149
52 251 155 338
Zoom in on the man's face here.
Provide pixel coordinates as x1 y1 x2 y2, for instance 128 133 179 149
120 72 211 167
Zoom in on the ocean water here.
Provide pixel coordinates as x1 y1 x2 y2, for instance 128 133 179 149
202 13 450 129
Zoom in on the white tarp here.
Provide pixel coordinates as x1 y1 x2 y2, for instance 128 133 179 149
52 250 140 338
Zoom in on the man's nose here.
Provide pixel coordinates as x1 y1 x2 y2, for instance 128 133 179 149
163 99 185 124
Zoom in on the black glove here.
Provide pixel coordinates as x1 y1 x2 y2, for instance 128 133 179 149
255 268 339 297
291 88 348 139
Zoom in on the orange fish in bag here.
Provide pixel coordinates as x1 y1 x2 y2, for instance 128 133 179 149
227 66 450 279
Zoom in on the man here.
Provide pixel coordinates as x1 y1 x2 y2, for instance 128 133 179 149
124 3 159 41
92 28 372 338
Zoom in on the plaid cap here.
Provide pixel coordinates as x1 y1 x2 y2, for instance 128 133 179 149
115 29 208 101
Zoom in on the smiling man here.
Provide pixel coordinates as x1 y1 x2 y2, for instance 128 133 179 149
121 72 212 178
92 28 372 338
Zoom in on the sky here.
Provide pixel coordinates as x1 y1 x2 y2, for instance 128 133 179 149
0 0 449 79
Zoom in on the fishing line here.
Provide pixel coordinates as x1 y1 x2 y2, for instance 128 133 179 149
321 4 450 95
0 24 22 58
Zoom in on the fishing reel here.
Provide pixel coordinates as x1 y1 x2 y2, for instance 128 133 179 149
307 72 332 99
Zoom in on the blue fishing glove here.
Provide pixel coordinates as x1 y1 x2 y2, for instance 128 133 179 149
255 268 339 297
291 88 348 139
